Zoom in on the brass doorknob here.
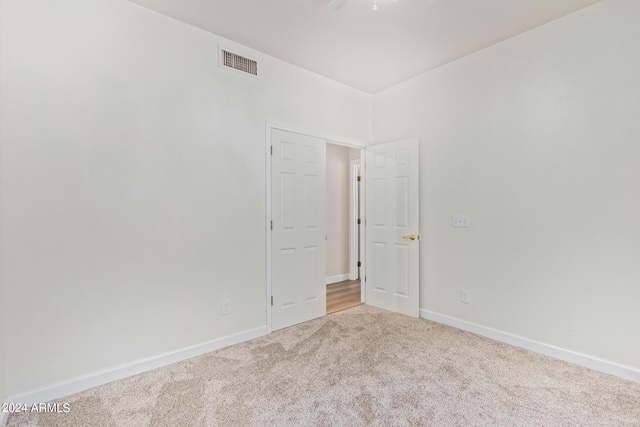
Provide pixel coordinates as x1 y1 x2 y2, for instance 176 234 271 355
403 234 417 241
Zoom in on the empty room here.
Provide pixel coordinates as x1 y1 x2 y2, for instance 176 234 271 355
1 0 639 425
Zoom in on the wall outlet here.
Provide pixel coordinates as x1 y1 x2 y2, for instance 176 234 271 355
453 215 470 228
221 299 232 316
460 289 470 304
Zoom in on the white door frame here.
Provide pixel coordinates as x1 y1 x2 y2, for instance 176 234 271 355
265 121 366 333
359 158 367 303
349 159 366 304
349 159 361 282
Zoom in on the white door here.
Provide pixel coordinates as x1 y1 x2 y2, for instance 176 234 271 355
365 138 419 317
271 129 327 331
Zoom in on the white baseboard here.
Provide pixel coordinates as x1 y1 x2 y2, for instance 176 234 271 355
326 274 350 285
7 326 268 406
420 309 640 384
1 411 8 427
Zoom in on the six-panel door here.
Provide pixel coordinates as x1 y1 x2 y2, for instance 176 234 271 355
365 138 419 318
271 129 327 331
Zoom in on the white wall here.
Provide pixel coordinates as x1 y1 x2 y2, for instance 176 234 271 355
0 278 4 425
0 0 7 417
0 110 5 424
326 144 350 279
349 147 361 162
0 0 370 398
373 0 640 371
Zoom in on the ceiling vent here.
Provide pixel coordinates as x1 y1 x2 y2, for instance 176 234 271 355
219 47 258 78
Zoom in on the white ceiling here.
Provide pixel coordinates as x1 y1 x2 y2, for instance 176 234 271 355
129 0 600 94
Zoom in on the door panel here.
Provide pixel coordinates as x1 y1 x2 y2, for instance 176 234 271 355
271 129 326 331
365 138 419 317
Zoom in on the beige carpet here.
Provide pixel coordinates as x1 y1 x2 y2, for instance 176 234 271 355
8 305 640 426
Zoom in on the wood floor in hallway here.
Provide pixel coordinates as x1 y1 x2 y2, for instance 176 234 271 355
326 279 362 314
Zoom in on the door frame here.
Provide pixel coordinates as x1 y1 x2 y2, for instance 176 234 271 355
349 159 360 282
265 121 366 333
348 159 366 303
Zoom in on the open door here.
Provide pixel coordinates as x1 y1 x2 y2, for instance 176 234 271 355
365 138 419 317
271 129 327 330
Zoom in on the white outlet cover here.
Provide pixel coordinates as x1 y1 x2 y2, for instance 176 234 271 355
221 299 231 316
453 215 470 228
460 289 470 304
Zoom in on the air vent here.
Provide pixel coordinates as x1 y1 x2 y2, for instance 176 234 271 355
220 48 258 78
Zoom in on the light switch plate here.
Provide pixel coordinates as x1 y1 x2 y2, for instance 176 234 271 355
453 215 470 228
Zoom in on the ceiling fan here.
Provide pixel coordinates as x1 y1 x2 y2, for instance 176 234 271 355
326 0 350 10
326 0 398 11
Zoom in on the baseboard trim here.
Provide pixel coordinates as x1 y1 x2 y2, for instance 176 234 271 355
1 411 8 427
8 325 268 406
419 309 640 384
326 274 349 285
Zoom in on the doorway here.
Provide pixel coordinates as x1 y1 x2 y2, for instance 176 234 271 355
325 143 362 314
268 128 365 331
268 126 420 332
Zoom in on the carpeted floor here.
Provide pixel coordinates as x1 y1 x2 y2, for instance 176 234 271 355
8 305 640 426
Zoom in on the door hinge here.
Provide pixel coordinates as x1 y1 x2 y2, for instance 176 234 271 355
365 275 367 282
357 176 361 181
270 145 273 155
271 221 273 230
357 261 361 267
271 296 274 306
357 219 361 225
